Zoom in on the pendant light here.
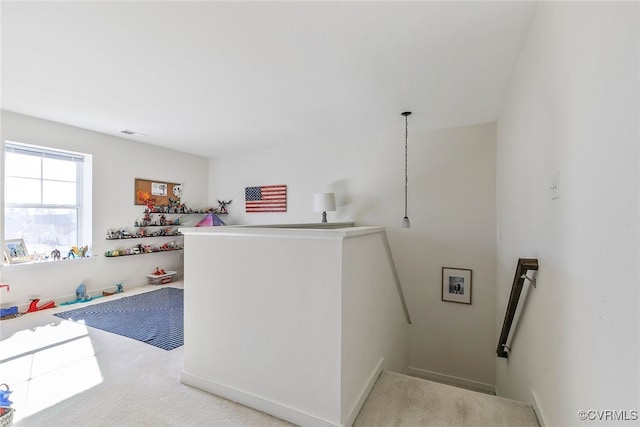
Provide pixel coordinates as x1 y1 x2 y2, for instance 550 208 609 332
401 111 412 228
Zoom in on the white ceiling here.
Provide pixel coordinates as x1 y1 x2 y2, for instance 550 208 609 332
1 1 537 158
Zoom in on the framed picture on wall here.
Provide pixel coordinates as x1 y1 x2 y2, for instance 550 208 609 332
4 239 30 264
442 267 472 304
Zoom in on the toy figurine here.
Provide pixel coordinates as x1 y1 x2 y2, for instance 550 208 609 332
61 283 103 305
25 299 56 313
0 306 19 319
142 211 152 226
51 249 61 260
103 283 124 296
67 245 89 258
76 283 88 300
217 199 232 214
172 184 183 198
0 383 13 408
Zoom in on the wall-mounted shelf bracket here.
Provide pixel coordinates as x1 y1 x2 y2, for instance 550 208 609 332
521 274 537 288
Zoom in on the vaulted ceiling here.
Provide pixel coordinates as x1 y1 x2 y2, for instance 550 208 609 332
1 1 537 158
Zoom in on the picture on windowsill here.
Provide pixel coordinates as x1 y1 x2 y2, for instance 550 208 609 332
4 239 30 264
442 267 472 304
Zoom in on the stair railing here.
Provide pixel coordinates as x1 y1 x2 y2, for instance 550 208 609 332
381 231 412 325
496 258 538 358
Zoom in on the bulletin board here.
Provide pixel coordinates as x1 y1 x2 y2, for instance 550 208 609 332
134 178 181 206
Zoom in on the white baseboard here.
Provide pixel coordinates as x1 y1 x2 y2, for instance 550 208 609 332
180 371 339 427
408 367 496 395
344 358 384 427
531 388 548 427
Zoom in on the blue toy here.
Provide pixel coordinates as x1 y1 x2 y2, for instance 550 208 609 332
76 283 88 300
61 283 103 306
0 383 12 407
0 306 18 318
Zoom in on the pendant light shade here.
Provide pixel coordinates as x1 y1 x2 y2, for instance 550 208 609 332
401 111 412 228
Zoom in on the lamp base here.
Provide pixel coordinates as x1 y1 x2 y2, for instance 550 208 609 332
321 211 328 223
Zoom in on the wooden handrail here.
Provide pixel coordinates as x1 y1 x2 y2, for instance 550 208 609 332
497 258 538 358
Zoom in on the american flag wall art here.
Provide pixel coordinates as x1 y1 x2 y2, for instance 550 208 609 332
245 185 287 213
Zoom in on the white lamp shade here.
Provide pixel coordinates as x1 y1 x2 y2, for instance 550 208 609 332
313 193 336 212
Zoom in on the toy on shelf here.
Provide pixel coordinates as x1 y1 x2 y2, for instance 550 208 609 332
105 201 230 258
135 214 182 227
196 213 226 227
103 283 124 296
67 245 89 258
217 199 232 214
106 227 182 240
144 201 227 215
104 241 182 257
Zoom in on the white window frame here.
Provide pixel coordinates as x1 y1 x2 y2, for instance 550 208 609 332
3 140 92 264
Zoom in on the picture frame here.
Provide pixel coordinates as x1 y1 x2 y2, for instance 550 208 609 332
134 178 181 206
4 239 30 264
442 267 472 304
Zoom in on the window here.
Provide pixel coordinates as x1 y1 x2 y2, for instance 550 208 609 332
4 141 92 262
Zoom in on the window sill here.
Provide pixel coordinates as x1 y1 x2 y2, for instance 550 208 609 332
1 255 98 272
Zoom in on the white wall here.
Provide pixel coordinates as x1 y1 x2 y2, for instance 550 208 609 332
0 111 209 306
180 226 408 426
341 231 409 420
496 2 639 426
210 122 497 388
182 231 343 425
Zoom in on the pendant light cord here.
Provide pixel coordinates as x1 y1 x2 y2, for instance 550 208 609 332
404 113 409 218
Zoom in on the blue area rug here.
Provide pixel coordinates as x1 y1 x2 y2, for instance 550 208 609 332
55 287 183 351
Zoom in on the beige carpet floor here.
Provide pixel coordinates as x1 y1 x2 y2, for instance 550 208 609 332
354 371 539 427
2 282 538 426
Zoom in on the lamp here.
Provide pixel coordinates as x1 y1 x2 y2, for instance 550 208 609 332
401 111 412 228
313 193 336 223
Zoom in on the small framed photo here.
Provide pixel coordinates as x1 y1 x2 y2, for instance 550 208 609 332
4 239 30 264
442 267 472 304
151 182 168 196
